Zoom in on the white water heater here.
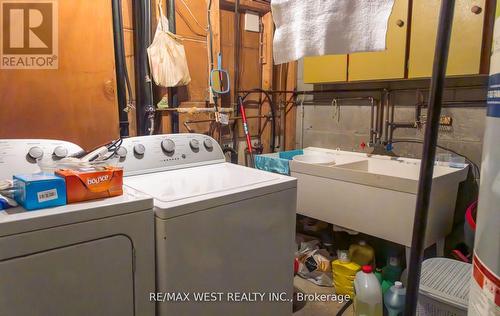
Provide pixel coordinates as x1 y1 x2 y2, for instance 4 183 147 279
468 4 500 315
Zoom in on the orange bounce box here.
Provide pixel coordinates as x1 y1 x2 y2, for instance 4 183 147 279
55 167 123 203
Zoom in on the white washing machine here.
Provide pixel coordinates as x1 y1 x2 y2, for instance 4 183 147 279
118 134 297 316
0 139 156 316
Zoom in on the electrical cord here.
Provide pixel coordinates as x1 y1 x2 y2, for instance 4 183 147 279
335 299 353 316
391 139 480 179
178 0 207 35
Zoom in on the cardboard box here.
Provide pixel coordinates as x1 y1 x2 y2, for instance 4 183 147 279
13 173 67 210
55 167 123 203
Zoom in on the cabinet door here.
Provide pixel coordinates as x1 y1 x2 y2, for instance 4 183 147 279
349 0 409 81
409 0 486 78
303 55 348 83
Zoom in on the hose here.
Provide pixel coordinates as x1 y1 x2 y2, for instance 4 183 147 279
335 299 353 316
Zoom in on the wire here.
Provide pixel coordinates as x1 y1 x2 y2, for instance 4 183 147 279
336 299 353 316
177 0 207 37
391 139 480 179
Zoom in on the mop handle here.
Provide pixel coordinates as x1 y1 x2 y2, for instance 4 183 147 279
238 97 253 156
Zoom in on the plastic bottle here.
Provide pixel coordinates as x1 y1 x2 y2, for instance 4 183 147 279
381 256 402 283
381 280 393 295
383 281 406 316
332 250 361 297
349 240 375 266
354 265 383 316
374 268 383 284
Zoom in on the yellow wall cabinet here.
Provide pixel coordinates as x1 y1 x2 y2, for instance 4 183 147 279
303 55 348 84
302 0 487 83
409 0 486 78
349 0 410 81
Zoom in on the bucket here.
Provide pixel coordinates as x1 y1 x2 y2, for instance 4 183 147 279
464 201 477 250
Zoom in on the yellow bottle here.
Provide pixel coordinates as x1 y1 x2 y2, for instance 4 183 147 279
349 240 375 266
332 250 361 297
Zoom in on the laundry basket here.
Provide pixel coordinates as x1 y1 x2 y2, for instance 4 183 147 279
417 258 471 316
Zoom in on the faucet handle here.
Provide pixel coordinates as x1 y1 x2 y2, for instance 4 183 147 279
360 142 367 150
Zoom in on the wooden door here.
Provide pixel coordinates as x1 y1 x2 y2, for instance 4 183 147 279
0 0 119 149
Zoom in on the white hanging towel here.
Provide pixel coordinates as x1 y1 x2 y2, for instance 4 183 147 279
271 0 396 64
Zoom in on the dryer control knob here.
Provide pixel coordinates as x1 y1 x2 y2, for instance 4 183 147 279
203 139 213 150
28 146 44 160
53 146 68 158
134 144 146 155
116 146 128 158
190 139 200 150
161 139 175 153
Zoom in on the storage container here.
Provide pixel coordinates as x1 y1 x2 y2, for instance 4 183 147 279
417 258 471 316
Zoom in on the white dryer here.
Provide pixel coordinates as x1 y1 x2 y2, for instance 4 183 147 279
0 139 156 316
118 134 297 316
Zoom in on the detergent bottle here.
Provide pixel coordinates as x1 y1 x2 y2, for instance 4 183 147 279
383 281 406 316
332 250 360 297
349 240 375 266
354 265 383 316
381 256 402 283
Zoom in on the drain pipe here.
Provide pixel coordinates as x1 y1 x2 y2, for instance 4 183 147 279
133 0 154 135
167 0 180 133
111 0 129 137
404 1 455 315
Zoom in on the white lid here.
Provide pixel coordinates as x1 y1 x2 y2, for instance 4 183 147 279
124 163 296 219
338 250 350 263
359 240 366 246
394 281 403 289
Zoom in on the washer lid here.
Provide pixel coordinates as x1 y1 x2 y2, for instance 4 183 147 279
124 162 296 218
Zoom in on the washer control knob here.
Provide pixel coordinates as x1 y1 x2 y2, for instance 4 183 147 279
161 139 175 153
53 146 68 158
190 139 200 150
28 146 44 160
116 146 128 158
133 144 146 155
203 139 213 150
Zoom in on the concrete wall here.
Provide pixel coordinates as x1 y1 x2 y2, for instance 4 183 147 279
296 60 487 166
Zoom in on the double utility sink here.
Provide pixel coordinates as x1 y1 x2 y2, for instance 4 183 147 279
290 147 469 260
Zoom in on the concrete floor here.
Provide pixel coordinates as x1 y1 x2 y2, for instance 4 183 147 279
293 276 354 316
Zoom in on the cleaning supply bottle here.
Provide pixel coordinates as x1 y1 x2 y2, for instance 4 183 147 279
381 280 394 295
354 265 383 316
349 240 375 266
374 268 383 284
383 281 406 316
332 250 361 297
382 256 402 283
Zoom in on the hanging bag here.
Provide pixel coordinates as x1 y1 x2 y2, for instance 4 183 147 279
147 3 191 87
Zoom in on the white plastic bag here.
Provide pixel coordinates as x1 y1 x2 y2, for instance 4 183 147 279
147 5 191 87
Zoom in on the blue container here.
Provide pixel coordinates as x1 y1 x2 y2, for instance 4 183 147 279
254 150 303 175
13 173 66 210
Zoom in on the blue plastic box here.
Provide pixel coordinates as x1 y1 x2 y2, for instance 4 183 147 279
13 174 67 210
254 150 304 175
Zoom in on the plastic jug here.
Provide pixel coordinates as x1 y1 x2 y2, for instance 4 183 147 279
349 241 375 266
332 250 360 297
382 256 402 283
383 281 406 316
354 265 383 316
